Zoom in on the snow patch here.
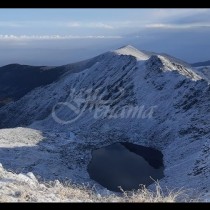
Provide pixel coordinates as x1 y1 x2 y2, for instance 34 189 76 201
113 45 150 61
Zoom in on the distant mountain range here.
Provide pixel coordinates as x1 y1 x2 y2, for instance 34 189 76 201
192 60 210 67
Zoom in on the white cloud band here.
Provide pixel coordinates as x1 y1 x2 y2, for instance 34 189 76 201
0 35 122 41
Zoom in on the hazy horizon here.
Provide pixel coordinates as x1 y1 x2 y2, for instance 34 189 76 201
0 8 210 67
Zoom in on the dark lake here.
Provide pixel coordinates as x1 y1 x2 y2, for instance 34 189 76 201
87 142 164 192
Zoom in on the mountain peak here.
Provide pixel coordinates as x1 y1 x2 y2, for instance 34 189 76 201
117 45 136 50
113 45 150 61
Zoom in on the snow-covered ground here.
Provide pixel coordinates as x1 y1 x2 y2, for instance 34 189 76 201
0 45 209 201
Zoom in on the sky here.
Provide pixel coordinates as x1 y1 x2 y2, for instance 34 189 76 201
0 9 210 66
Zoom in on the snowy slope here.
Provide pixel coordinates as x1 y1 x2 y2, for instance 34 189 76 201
0 45 210 200
0 64 67 108
114 45 150 61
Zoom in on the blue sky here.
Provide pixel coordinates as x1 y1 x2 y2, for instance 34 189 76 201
0 9 210 66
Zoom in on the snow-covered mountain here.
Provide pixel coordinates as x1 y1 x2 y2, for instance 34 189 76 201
0 45 209 200
0 59 98 107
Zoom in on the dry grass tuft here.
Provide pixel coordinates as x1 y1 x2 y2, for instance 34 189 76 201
0 167 187 203
45 180 184 202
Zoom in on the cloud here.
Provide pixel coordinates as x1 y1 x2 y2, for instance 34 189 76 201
86 22 114 29
66 22 81 27
0 34 122 41
0 21 24 28
66 22 114 29
1 9 209 32
0 20 114 29
145 23 210 29
149 9 209 22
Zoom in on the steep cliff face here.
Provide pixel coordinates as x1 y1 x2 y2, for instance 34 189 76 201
0 45 209 199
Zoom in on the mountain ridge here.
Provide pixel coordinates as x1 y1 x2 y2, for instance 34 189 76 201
192 60 210 67
0 45 209 200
